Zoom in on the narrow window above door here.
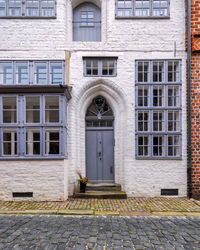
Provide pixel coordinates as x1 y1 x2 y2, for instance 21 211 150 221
83 58 117 77
116 0 170 19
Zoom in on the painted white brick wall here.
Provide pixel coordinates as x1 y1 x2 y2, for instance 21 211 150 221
0 160 69 201
0 0 187 199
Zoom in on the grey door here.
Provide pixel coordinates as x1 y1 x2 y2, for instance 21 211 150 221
73 3 101 41
86 129 114 183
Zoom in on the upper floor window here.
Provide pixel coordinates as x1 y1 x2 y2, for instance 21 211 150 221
0 0 56 18
135 60 182 159
83 58 117 77
0 61 65 85
73 3 101 41
116 0 170 18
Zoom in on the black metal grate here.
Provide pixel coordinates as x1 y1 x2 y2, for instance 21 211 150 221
161 189 178 196
12 192 33 198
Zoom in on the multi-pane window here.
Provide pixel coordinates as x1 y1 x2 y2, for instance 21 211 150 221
0 61 65 85
135 60 181 158
0 0 56 17
45 129 59 155
80 11 94 26
116 0 169 18
0 94 66 158
83 58 117 77
3 129 17 156
26 96 40 123
26 129 40 155
3 97 17 123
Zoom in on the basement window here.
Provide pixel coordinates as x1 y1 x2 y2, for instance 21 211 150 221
13 192 33 198
161 189 178 196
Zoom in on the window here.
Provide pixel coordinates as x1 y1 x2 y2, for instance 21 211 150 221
0 61 65 85
45 96 59 123
3 97 17 123
0 0 56 17
116 0 169 18
26 96 40 123
0 94 66 158
83 58 117 77
135 60 181 158
3 129 17 155
26 129 40 155
80 11 94 26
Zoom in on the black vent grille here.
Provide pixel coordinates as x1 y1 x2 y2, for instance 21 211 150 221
13 192 33 198
161 189 178 196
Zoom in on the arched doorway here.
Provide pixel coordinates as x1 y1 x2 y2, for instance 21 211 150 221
85 96 114 183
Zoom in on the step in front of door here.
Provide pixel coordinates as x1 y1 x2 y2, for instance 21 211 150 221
74 190 127 199
86 183 121 191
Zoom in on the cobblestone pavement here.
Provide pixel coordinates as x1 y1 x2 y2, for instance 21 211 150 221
0 215 200 249
0 198 200 214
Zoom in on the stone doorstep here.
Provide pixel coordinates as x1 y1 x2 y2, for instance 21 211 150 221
74 191 127 199
86 183 121 191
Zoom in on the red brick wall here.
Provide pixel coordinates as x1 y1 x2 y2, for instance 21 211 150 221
189 1 200 199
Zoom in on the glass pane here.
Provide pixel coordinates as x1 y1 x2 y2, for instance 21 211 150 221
16 62 28 84
50 63 62 84
0 0 6 16
41 0 55 16
0 62 13 84
35 62 47 84
153 62 164 82
26 0 39 16
8 0 22 16
26 130 40 155
3 130 17 155
3 97 17 123
45 130 59 154
26 96 40 123
45 96 59 123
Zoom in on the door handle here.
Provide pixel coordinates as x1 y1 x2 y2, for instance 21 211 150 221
110 166 113 174
98 152 101 157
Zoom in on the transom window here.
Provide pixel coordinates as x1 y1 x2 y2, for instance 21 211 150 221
0 94 66 158
116 0 169 18
86 96 114 127
83 58 117 77
0 61 65 85
135 60 182 158
0 0 56 18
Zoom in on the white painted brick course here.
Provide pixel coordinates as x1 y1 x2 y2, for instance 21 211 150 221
0 0 187 199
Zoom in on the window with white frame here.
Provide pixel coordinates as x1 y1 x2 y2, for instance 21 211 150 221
83 58 117 77
116 0 169 18
0 0 56 18
135 60 181 158
0 61 65 85
0 94 66 158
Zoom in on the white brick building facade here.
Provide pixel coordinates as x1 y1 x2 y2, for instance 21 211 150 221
0 0 187 200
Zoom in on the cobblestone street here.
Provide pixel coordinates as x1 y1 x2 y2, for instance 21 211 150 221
0 215 199 249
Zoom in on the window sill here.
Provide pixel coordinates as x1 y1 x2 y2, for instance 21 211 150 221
84 75 117 77
115 16 170 20
0 156 67 160
0 16 56 19
136 157 182 160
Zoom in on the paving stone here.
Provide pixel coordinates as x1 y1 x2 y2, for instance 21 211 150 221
0 215 199 249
